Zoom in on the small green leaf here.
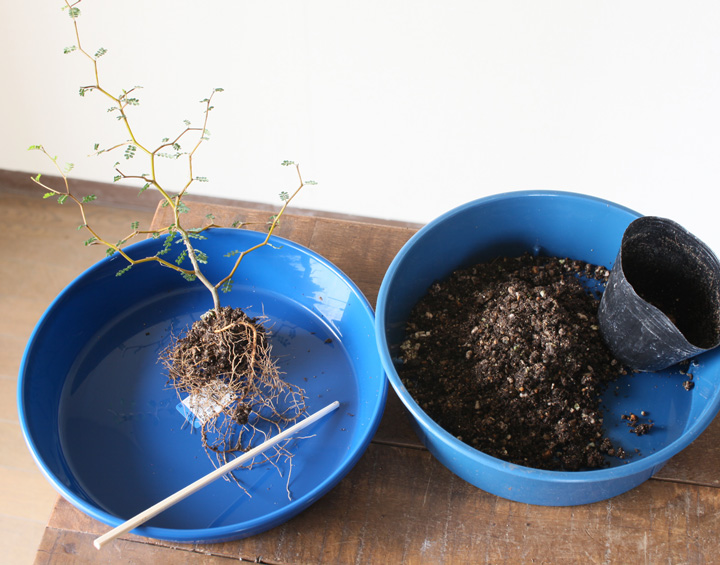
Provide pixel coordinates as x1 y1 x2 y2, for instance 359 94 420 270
116 265 133 277
305 180 318 185
83 236 97 246
43 192 54 199
206 213 215 221
177 202 190 214
175 250 188 265
279 191 289 202
81 194 97 203
67 6 81 19
113 175 122 182
224 250 240 257
221 279 233 293
181 272 197 282
106 248 116 257
214 87 224 92
63 45 77 54
231 220 243 228
124 145 137 160
57 194 68 205
164 230 176 245
139 183 150 194
281 160 295 167
194 176 208 183
195 250 208 264
131 221 140 230
94 47 107 58
28 145 42 151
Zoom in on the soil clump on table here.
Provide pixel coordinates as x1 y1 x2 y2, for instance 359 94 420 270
398 254 630 471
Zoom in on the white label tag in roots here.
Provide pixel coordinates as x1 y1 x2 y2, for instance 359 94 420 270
176 382 236 428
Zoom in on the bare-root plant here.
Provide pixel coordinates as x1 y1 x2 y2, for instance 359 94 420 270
162 306 307 495
30 0 313 492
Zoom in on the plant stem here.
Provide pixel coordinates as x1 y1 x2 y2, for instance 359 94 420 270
214 164 306 293
179 229 221 313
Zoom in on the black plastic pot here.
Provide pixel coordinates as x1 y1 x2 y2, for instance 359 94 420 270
598 216 720 372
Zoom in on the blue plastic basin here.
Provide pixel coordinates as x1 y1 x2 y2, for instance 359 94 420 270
19 228 386 542
376 191 720 506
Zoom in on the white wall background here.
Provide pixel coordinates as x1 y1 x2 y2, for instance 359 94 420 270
3 1 720 251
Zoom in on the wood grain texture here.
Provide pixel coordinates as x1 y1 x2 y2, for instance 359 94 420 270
39 445 720 564
35 528 238 564
33 200 720 564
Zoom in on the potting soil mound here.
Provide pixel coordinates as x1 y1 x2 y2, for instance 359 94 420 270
397 254 630 471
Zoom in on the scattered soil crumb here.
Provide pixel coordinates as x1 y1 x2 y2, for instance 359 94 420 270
398 254 634 471
622 413 654 436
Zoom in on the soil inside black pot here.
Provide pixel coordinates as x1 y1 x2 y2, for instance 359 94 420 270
397 254 636 471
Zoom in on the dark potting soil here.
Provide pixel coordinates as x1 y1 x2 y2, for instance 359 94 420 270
397 254 632 471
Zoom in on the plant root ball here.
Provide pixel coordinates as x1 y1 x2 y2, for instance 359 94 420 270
162 306 306 472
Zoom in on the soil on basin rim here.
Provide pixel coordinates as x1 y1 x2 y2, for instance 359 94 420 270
397 254 637 471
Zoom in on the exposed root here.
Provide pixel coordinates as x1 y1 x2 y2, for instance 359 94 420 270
162 306 306 494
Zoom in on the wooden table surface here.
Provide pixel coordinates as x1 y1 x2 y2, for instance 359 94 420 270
35 201 720 564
